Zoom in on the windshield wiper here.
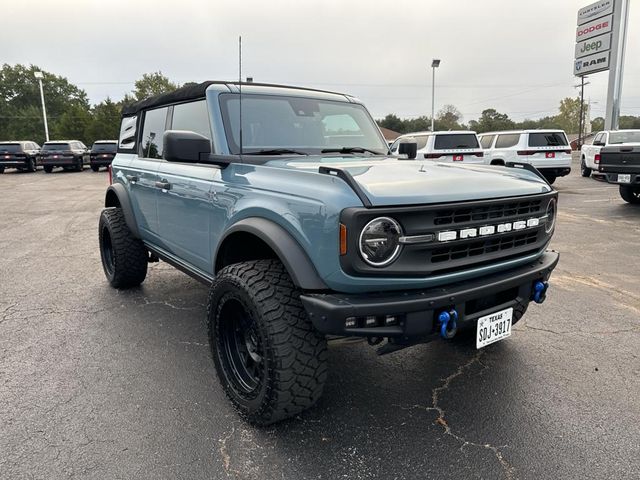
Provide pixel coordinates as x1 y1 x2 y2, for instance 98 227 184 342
321 147 384 155
244 148 307 155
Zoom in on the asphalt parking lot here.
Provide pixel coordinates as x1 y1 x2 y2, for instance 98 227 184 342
1 159 639 480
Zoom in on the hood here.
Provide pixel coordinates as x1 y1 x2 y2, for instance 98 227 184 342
270 157 551 206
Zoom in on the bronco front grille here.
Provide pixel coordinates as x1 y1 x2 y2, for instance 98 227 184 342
433 199 543 226
431 231 539 263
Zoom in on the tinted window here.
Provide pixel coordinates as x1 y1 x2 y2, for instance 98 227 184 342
528 132 567 147
141 107 168 159
91 142 117 152
495 134 520 148
434 134 479 150
171 100 211 140
479 135 495 149
219 94 388 155
609 131 640 144
0 144 22 153
43 143 71 150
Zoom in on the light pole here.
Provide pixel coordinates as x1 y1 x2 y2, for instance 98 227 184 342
34 71 49 142
431 59 440 132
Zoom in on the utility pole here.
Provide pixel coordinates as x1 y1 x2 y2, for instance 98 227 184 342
34 71 49 142
575 76 589 149
431 59 440 132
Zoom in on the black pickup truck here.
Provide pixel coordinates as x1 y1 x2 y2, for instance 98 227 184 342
599 145 640 204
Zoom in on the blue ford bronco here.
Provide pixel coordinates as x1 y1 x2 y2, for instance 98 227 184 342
99 81 559 425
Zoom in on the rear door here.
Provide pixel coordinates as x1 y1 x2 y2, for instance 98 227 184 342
156 99 217 273
426 133 483 163
491 134 520 164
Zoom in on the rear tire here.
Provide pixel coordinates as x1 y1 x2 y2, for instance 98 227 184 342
208 259 328 426
75 157 83 172
27 157 37 172
91 165 100 172
543 173 557 185
619 185 640 204
580 157 591 177
0 166 4 174
98 208 148 288
43 166 53 173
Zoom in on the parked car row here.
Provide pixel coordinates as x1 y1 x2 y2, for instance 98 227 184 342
390 129 571 184
0 140 117 173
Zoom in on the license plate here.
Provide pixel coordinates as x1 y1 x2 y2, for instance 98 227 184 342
618 174 631 183
476 307 513 349
453 155 463 161
545 152 555 158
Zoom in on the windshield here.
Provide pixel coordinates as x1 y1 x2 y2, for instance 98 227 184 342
609 131 640 144
91 142 117 152
0 144 22 153
528 132 567 147
434 134 479 150
43 143 71 150
219 94 389 155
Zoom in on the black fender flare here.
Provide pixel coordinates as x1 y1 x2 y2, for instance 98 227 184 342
216 217 328 291
104 183 141 238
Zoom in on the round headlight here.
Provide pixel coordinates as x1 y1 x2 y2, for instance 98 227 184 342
545 198 557 234
359 217 403 267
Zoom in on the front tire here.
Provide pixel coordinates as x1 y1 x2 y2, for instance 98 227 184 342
98 208 148 288
208 259 328 426
619 185 640 204
580 157 591 177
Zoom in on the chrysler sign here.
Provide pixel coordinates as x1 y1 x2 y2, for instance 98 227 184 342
574 51 610 76
577 0 614 25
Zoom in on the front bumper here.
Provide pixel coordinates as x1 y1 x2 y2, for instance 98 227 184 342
301 251 559 338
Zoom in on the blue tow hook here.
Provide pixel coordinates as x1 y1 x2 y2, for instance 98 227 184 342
438 309 458 339
533 280 549 304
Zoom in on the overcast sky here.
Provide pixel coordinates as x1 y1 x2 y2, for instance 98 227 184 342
4 0 639 123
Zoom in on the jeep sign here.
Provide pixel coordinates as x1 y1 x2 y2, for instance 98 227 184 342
574 51 610 76
575 14 613 41
575 32 611 59
577 0 614 25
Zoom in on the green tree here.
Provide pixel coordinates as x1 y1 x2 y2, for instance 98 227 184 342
377 114 405 133
591 117 605 132
132 71 178 101
0 63 89 143
554 97 586 134
53 104 92 141
85 98 121 144
619 115 640 129
436 105 463 131
469 109 515 133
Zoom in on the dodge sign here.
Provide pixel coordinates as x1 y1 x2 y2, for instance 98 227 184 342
575 14 613 41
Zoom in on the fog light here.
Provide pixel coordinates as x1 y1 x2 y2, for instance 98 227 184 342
345 317 357 328
365 316 377 327
385 315 398 326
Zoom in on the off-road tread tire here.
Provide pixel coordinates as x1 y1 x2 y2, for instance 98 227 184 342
619 185 640 204
43 166 53 173
208 259 328 426
98 208 147 288
580 157 591 177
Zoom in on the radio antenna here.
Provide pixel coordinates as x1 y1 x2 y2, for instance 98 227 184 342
238 35 243 160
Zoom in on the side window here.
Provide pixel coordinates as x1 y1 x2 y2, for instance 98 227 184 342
119 115 138 150
171 100 211 140
480 135 495 149
495 134 520 149
601 133 608 145
140 107 168 159
390 139 401 153
593 133 603 145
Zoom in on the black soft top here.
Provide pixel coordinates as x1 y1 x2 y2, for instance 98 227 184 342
121 81 215 116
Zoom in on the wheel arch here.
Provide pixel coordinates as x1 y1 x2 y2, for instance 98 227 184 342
215 218 328 291
104 183 141 239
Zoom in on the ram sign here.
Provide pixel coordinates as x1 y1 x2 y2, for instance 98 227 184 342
574 51 610 76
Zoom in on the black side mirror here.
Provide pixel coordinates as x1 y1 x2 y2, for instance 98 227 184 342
163 130 211 163
398 141 418 159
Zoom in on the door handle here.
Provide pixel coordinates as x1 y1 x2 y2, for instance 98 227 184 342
155 180 171 190
126 174 138 183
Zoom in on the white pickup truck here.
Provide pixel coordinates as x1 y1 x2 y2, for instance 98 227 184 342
580 130 640 177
